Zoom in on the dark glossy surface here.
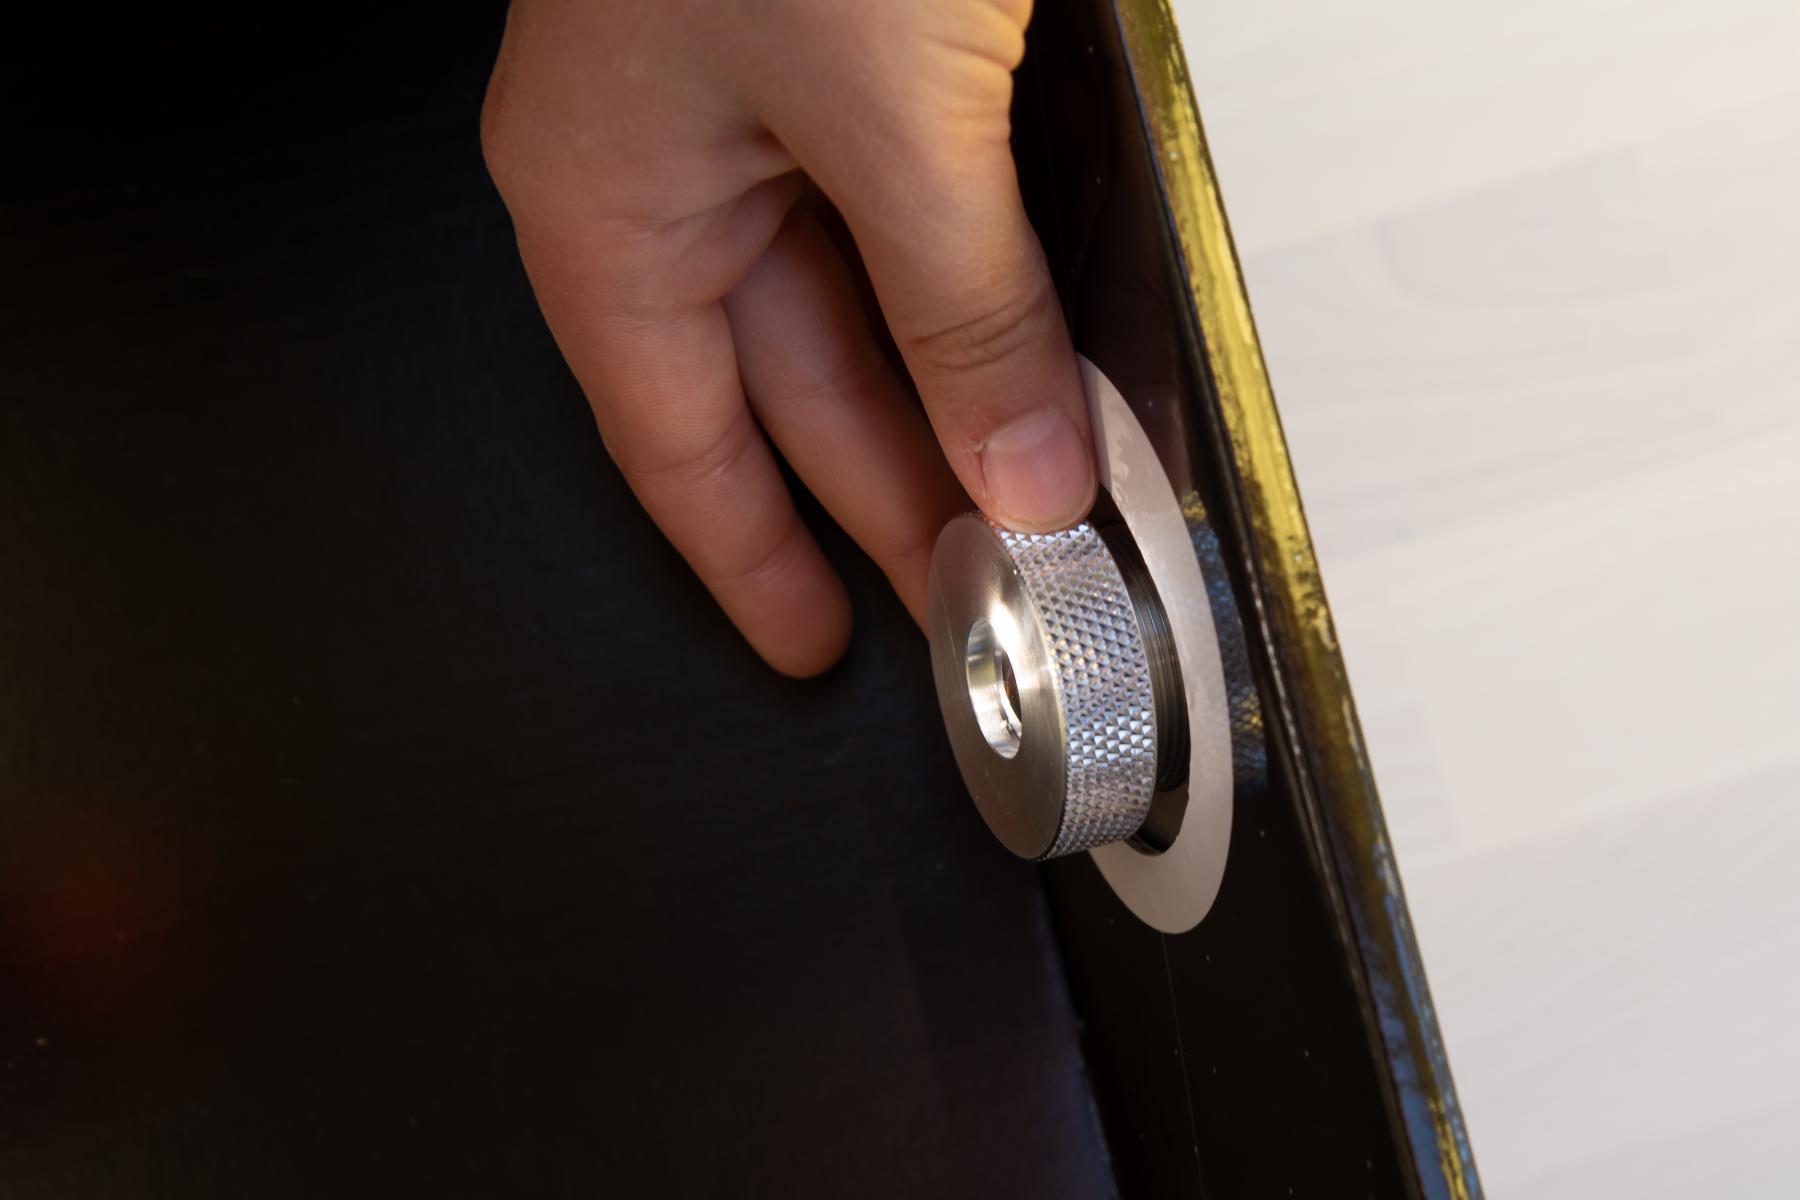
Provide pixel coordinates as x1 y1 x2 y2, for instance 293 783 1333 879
0 5 1115 1195
1013 2 1458 1196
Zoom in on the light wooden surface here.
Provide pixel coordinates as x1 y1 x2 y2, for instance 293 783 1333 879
1171 1 1800 1192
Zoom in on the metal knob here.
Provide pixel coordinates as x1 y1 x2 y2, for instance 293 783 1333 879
927 513 1181 861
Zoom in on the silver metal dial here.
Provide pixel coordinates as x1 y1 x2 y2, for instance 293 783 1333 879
927 515 1158 860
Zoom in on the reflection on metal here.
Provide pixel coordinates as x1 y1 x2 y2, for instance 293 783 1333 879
1081 359 1235 931
1110 0 1483 1193
927 361 1238 920
928 511 1160 861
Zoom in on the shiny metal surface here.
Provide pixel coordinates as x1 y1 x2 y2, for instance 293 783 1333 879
1079 359 1235 932
926 360 1241 919
928 515 1159 860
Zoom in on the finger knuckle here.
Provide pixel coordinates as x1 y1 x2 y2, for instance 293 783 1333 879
479 77 524 195
623 405 761 496
710 510 807 594
903 275 1059 377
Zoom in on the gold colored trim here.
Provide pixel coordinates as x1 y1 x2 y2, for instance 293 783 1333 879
1109 2 1480 1195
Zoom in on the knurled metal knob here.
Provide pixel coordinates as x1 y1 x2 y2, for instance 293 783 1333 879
927 514 1169 860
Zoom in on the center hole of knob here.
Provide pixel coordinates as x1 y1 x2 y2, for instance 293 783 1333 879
965 616 1023 759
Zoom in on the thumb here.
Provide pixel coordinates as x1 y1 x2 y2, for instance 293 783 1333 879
787 104 1095 532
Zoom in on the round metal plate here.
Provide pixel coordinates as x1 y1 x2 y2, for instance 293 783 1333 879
927 516 1072 859
1082 357 1235 933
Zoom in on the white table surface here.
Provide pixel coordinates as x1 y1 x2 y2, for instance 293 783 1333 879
1169 1 1800 1192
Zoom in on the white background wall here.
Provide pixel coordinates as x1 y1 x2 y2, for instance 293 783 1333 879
1168 2 1800 1193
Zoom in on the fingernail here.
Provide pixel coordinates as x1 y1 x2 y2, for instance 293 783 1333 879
979 408 1095 530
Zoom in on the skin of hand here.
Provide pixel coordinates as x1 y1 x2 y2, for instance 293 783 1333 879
481 0 1096 677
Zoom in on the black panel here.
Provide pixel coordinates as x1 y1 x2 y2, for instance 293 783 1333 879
0 5 1115 1195
1011 6 1419 1197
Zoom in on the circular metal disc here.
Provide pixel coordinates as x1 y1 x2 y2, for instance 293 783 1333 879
1083 357 1235 933
925 359 1236 930
927 513 1162 860
927 516 1070 859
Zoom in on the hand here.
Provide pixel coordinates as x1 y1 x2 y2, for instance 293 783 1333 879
481 0 1096 676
